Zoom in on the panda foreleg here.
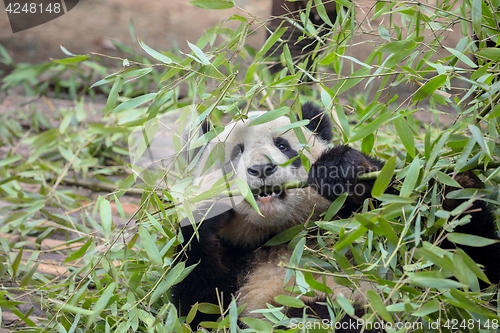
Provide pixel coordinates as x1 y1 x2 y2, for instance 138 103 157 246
238 247 382 332
173 208 242 327
307 145 385 217
440 171 500 285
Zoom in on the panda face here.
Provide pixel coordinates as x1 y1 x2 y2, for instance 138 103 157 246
196 112 332 243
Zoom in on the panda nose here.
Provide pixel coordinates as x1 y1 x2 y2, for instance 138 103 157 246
247 164 277 179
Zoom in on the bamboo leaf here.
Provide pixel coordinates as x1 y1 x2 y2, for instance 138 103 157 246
333 227 367 251
274 295 305 308
64 239 93 263
413 299 440 316
234 177 262 216
190 0 234 10
99 197 112 239
114 93 157 113
468 124 491 157
138 226 162 265
367 289 392 323
393 117 415 157
138 39 172 64
52 54 90 64
400 157 421 198
372 155 396 197
150 262 185 304
476 47 500 61
447 233 499 247
248 107 290 126
187 41 211 65
240 318 273 333
412 74 447 103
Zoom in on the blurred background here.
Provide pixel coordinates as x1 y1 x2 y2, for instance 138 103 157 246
0 0 269 64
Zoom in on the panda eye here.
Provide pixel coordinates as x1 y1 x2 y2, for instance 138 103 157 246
274 137 289 151
277 143 287 151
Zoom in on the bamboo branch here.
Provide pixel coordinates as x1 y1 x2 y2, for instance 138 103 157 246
358 160 500 181
57 160 500 199
476 91 500 122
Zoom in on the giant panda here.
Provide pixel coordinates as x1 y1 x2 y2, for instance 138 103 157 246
172 102 500 332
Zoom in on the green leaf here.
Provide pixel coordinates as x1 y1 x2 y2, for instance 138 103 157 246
476 47 500 61
455 248 490 284
264 224 303 246
114 93 157 113
366 289 392 323
234 177 261 216
274 295 305 308
468 124 491 157
255 26 287 61
413 299 440 316
412 74 447 103
349 111 391 143
11 248 23 277
333 227 367 251
471 0 482 38
150 262 185 304
434 171 461 188
99 197 112 239
361 133 375 155
393 117 415 157
313 0 334 27
64 239 93 263
138 39 172 64
415 246 455 273
187 41 211 65
378 39 417 53
323 192 348 221
336 294 355 317
198 303 221 314
229 299 238 333
104 75 124 113
88 282 116 324
52 54 90 64
330 67 371 97
372 155 396 197
249 107 290 126
190 0 234 10
444 46 478 68
289 237 306 268
400 157 420 198
0 155 22 168
275 120 309 132
303 271 333 294
138 226 162 265
20 262 39 287
240 317 273 333
54 303 94 316
408 272 464 289
447 233 499 247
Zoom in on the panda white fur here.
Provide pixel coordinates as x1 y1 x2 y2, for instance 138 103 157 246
173 102 500 332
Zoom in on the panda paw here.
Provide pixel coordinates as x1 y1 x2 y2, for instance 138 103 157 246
307 145 383 202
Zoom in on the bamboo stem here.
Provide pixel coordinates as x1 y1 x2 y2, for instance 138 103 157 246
57 160 499 197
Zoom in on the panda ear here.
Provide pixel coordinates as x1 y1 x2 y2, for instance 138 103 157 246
301 102 333 142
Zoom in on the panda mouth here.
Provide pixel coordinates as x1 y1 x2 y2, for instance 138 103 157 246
252 186 286 201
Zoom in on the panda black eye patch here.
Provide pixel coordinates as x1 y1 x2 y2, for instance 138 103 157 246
230 144 244 160
274 137 301 167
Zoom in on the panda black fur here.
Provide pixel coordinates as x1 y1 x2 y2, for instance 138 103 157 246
173 102 500 331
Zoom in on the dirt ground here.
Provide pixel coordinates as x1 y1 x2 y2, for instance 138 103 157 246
0 0 270 64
